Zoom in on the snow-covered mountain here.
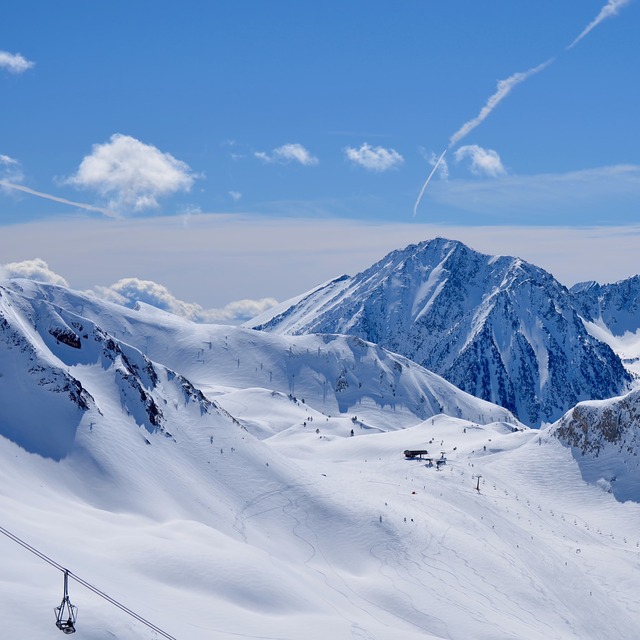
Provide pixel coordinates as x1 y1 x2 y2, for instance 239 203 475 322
248 238 631 427
0 280 218 462
571 276 640 336
2 277 640 639
1 279 518 436
570 277 640 379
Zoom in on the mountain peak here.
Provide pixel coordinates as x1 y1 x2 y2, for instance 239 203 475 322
249 238 630 426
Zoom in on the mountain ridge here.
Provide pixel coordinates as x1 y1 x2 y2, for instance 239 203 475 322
248 238 632 426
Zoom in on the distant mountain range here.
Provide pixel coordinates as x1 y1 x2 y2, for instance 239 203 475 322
248 238 635 426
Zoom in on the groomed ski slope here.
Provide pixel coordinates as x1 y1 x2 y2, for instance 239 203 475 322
1 407 640 639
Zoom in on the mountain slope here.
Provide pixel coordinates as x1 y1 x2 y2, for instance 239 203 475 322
2 279 519 434
248 238 631 426
571 275 640 336
1 278 640 638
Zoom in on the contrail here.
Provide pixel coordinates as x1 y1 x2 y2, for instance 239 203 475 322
413 58 552 217
568 0 632 49
0 180 118 218
413 1 630 217
412 148 447 218
449 58 553 149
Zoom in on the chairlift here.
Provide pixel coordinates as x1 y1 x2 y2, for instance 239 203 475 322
54 570 77 634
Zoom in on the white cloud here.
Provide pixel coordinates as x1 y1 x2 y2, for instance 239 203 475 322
569 0 632 49
344 143 404 172
255 143 318 166
0 50 34 74
91 277 278 324
0 262 276 324
455 145 506 177
92 278 201 318
66 134 197 213
198 297 279 323
229 191 242 202
0 258 68 286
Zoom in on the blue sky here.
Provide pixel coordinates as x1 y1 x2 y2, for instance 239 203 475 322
1 1 639 319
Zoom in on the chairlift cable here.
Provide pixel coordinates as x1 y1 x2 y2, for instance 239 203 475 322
67 570 176 639
0 523 177 640
0 524 66 572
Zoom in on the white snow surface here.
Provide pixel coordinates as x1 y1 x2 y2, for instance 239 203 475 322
1 279 640 639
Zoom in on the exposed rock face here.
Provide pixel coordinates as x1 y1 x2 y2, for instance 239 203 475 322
552 388 640 502
0 283 215 457
554 393 640 456
252 238 631 426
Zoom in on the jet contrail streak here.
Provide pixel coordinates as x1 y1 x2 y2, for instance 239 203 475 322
412 148 447 218
0 181 118 218
413 1 630 218
413 58 553 218
449 58 553 149
568 0 632 49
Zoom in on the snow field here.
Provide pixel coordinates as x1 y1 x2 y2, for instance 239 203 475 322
1 279 640 638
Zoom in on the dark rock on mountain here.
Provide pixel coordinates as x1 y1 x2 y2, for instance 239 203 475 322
250 238 631 426
571 275 640 336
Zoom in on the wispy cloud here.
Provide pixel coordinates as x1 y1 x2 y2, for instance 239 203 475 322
414 1 629 216
449 59 553 149
345 143 404 172
568 0 632 49
0 154 21 170
455 145 506 177
0 50 34 74
228 190 242 202
66 134 198 213
0 154 25 193
4 216 640 307
425 164 640 219
255 143 318 166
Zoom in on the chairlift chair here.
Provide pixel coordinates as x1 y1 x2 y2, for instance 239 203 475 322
54 570 77 634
